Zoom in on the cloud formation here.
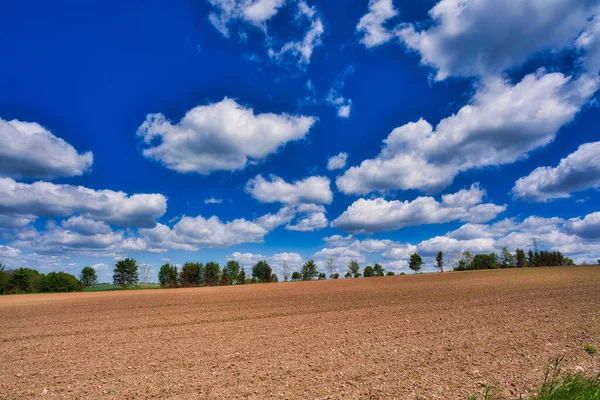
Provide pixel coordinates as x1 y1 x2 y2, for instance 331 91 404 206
331 184 505 233
137 97 315 174
208 0 285 37
356 0 399 48
0 177 167 228
246 174 332 205
513 141 600 202
337 72 598 194
0 118 93 179
327 152 348 170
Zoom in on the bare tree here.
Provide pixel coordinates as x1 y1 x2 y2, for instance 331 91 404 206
140 264 153 283
326 257 335 278
282 262 290 282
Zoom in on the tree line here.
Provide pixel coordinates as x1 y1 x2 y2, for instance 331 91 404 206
0 248 587 294
0 263 98 294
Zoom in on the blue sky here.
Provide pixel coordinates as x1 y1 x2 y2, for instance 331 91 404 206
1 0 600 282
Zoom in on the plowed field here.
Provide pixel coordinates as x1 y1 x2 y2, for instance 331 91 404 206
1 267 599 399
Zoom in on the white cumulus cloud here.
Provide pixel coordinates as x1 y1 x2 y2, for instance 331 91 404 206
356 0 399 48
337 72 598 194
0 118 93 179
0 177 167 228
513 141 600 202
246 174 332 205
331 183 506 233
137 97 316 174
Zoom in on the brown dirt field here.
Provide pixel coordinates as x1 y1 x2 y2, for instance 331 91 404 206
1 267 599 399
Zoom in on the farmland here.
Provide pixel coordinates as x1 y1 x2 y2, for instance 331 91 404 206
1 267 599 399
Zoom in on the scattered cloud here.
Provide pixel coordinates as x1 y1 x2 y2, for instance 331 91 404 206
396 0 599 80
356 0 399 48
0 177 167 228
513 141 600 202
0 118 93 179
204 197 223 204
332 183 505 234
269 1 324 66
564 212 600 239
337 72 599 194
327 152 348 171
325 65 355 118
137 97 316 174
285 204 328 232
246 174 333 205
207 0 285 37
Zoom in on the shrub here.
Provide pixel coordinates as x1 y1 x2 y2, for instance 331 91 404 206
585 344 597 355
270 273 279 283
374 264 385 276
363 265 375 277
331 273 340 279
318 272 326 280
386 271 395 276
291 271 301 281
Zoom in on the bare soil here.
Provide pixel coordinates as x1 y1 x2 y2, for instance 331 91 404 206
1 267 599 399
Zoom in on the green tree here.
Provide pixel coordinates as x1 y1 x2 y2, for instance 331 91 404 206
180 262 203 287
79 266 98 289
348 260 361 278
331 273 340 279
113 258 139 289
301 260 318 281
363 265 375 277
38 272 82 292
220 267 230 286
471 253 499 270
8 268 35 293
318 272 326 280
527 249 535 267
373 264 385 276
0 263 10 294
252 260 272 283
409 253 423 274
515 249 527 268
238 268 246 284
435 251 444 272
386 271 395 276
565 257 575 265
224 260 241 285
456 251 473 271
204 262 221 286
501 247 515 268
291 271 301 281
158 263 178 288
270 273 279 283
344 271 352 278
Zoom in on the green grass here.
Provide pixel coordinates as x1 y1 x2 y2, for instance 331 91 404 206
84 283 160 292
584 345 597 356
531 357 600 400
467 357 600 399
